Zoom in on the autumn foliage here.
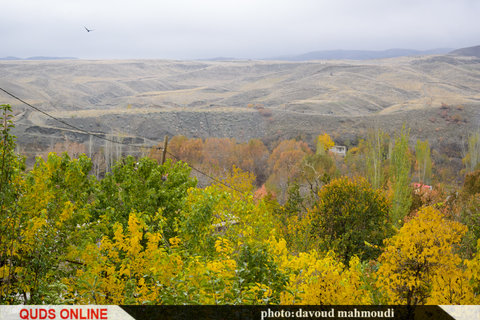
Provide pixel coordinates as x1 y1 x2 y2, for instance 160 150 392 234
377 206 473 305
1 104 480 305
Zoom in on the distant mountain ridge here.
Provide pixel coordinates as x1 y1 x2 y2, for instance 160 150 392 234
450 45 480 57
2 47 470 62
267 48 454 61
0 56 78 60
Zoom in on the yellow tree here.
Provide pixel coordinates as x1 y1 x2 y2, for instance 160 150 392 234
269 235 370 305
0 104 25 303
282 255 371 305
376 206 474 305
316 133 334 155
1 152 93 304
65 212 186 304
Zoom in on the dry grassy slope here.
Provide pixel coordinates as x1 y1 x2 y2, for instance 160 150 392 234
1 55 479 113
1 55 480 162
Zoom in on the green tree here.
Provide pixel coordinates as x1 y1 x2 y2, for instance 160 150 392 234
365 129 390 189
300 152 336 199
310 177 392 264
390 125 412 227
415 139 432 184
235 243 288 304
0 104 25 303
92 156 196 238
465 239 480 302
457 170 480 258
273 182 315 253
463 131 480 173
344 140 367 178
18 153 94 303
1 149 94 303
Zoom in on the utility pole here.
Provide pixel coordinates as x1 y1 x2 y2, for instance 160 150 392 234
161 135 169 165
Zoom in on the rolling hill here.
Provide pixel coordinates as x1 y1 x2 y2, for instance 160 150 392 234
1 54 479 169
268 48 453 61
450 45 480 58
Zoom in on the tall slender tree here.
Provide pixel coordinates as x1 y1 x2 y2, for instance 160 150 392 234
415 139 432 184
390 125 412 227
463 131 480 173
365 128 389 189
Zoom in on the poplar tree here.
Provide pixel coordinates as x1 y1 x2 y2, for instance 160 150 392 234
464 131 480 173
365 129 389 189
415 139 432 184
390 125 412 227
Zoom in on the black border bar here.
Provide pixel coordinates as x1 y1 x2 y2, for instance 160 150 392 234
120 305 455 320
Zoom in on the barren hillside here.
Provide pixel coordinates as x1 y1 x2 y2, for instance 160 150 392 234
1 55 479 166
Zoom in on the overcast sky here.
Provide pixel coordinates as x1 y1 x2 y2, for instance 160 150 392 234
2 0 479 59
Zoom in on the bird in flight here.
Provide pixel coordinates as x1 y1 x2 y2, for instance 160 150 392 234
84 26 95 32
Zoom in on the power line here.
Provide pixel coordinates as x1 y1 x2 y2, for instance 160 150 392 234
1 87 247 195
0 87 161 150
166 150 246 195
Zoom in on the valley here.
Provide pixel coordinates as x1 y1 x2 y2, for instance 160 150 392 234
1 54 479 169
